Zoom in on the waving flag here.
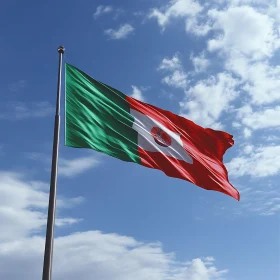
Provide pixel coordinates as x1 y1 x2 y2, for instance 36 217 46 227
65 63 239 200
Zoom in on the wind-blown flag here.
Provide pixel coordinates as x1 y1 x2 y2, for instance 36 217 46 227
65 63 240 200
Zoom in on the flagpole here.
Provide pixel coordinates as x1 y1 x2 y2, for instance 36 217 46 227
42 46 65 280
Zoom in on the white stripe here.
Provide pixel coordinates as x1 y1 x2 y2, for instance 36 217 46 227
131 109 193 164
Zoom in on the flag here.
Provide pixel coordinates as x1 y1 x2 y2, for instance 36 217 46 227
65 63 240 201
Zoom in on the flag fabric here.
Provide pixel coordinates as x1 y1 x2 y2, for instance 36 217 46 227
65 63 240 201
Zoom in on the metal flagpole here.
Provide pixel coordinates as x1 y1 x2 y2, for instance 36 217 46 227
42 46 65 280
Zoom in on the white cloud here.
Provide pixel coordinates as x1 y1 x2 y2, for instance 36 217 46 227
59 156 100 177
217 185 280 216
227 145 280 177
185 16 212 36
0 231 228 280
93 5 113 19
57 196 85 208
243 62 280 105
0 171 229 280
208 6 280 60
237 105 280 130
158 54 188 90
131 86 145 102
0 101 54 120
263 135 280 142
227 57 280 105
55 217 82 227
26 153 100 178
180 73 239 128
157 2 280 112
236 104 252 118
0 172 47 242
162 70 188 89
268 2 280 27
204 256 215 263
232 121 242 128
0 172 80 242
206 4 280 106
158 54 182 71
104 24 134 40
190 52 210 72
243 144 254 154
238 187 280 216
227 0 274 6
243 128 252 138
149 0 203 29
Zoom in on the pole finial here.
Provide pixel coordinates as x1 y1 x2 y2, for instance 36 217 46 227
57 46 65 54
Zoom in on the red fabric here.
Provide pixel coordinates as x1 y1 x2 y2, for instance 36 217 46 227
127 96 240 201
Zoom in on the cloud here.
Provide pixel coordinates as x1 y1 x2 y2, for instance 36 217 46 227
190 52 210 72
243 128 252 138
158 54 188 90
227 0 274 6
55 217 82 227
131 86 145 102
0 231 229 280
59 156 100 177
0 171 229 280
152 2 280 107
237 106 280 130
232 121 241 128
208 6 280 60
158 54 182 71
0 101 54 120
93 5 113 19
162 71 188 89
180 72 239 128
57 196 85 208
243 144 254 154
26 153 100 178
148 0 211 36
204 4 280 106
104 24 134 40
185 15 212 36
216 184 280 217
228 58 280 105
149 0 203 30
262 135 280 142
227 145 280 178
238 183 280 216
0 172 80 242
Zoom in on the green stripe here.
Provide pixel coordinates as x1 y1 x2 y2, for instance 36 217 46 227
65 63 140 163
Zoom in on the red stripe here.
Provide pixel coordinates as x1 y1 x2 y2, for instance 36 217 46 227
127 96 239 201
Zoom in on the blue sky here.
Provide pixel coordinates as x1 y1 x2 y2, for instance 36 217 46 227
0 0 279 279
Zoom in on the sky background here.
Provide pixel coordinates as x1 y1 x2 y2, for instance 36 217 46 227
0 0 280 279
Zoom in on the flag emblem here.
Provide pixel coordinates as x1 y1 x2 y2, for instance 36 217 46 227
151 127 172 147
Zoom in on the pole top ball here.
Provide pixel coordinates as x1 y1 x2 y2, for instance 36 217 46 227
57 46 65 54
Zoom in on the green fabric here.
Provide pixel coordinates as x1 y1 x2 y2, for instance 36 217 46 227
65 63 140 163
